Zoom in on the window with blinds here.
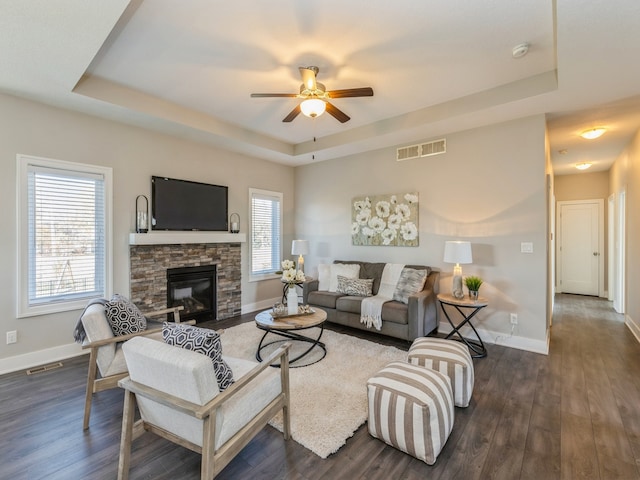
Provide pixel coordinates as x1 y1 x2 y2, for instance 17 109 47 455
17 155 112 317
249 188 282 280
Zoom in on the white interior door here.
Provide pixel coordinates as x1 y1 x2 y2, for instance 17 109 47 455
557 200 602 296
614 190 626 313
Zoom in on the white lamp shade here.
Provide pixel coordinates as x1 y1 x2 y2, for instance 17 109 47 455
291 239 309 256
443 241 472 264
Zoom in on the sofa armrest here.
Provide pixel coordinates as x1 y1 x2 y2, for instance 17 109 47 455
302 279 319 304
406 271 440 338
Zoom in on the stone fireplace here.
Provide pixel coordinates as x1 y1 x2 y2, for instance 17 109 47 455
166 265 217 322
129 235 243 321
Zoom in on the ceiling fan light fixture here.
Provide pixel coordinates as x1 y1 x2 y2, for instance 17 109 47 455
300 98 326 118
575 162 593 170
580 128 606 140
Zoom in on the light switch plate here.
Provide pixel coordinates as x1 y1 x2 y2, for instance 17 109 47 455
521 242 533 253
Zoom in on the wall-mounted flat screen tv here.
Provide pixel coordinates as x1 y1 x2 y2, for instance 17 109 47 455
151 176 228 231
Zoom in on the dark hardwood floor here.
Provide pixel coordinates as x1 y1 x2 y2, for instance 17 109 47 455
2 294 640 479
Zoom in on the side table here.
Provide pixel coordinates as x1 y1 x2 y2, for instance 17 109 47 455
437 293 488 358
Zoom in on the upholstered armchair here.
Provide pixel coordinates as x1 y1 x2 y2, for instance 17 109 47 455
79 302 185 429
116 336 291 480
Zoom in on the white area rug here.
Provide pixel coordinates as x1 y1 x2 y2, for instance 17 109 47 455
218 321 407 458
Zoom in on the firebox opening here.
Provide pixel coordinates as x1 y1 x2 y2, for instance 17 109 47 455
167 265 217 323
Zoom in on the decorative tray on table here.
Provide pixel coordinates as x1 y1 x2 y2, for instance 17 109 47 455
270 305 314 319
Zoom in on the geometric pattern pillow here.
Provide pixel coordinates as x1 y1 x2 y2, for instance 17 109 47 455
162 323 234 391
336 275 374 297
392 267 428 304
104 294 147 336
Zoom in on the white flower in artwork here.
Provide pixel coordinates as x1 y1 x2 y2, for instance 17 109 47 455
400 222 418 241
368 216 386 233
361 226 374 237
353 200 366 211
404 193 419 204
281 259 295 270
381 228 397 245
396 203 411 221
390 195 397 205
351 222 360 235
375 200 391 218
364 197 371 209
356 209 371 225
387 214 402 230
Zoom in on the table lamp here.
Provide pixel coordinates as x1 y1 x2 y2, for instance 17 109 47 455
291 240 309 273
443 240 472 299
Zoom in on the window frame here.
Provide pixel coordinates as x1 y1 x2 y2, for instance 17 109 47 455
16 154 113 318
248 188 283 282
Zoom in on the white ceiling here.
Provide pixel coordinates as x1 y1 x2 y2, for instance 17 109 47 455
3 1 640 175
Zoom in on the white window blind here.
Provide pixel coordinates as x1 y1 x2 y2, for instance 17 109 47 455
250 189 282 279
17 155 112 317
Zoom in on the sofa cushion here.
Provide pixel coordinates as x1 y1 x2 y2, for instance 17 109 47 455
393 267 428 304
337 275 374 297
162 323 234 391
381 301 410 325
105 295 147 336
335 261 385 294
336 296 363 314
317 263 331 291
328 263 360 292
308 291 344 309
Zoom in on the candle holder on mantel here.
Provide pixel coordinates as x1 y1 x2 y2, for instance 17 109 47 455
229 213 240 233
135 195 149 233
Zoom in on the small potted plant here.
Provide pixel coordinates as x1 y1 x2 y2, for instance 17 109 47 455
464 275 483 301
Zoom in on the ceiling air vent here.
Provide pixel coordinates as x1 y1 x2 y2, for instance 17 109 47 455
396 144 420 161
396 139 446 161
421 138 446 157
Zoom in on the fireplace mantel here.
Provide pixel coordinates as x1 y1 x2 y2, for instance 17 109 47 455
129 232 246 245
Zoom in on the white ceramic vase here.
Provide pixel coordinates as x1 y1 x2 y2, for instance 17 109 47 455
287 286 299 315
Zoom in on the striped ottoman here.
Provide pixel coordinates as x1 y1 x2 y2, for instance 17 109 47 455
408 337 474 408
367 361 454 465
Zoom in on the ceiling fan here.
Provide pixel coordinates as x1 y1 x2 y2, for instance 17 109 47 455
250 66 374 123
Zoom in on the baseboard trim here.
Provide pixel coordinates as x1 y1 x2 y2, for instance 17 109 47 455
626 314 640 344
241 297 280 315
0 343 86 376
437 322 549 355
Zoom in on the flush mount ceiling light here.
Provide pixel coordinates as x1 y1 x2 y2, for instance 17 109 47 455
300 98 326 118
580 128 606 140
575 162 592 170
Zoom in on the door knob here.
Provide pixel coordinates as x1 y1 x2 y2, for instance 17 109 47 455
593 252 599 256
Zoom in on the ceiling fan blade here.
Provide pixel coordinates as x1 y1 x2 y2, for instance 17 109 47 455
299 67 317 92
325 102 350 123
283 105 301 122
251 93 298 98
327 87 374 98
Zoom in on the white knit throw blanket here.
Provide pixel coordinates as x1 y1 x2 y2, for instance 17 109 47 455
360 263 405 330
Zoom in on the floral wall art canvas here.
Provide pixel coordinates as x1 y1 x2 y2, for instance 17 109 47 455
351 192 419 246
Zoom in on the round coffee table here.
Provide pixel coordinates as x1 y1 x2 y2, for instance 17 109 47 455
254 307 327 367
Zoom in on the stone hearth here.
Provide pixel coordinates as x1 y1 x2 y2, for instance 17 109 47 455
129 243 241 320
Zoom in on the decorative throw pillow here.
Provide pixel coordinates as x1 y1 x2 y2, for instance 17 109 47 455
105 295 147 336
317 263 331 291
329 263 361 292
162 323 234 391
393 268 428 304
337 275 374 297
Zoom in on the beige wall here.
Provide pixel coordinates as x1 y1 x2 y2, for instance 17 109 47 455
0 93 295 369
295 115 550 351
610 129 640 337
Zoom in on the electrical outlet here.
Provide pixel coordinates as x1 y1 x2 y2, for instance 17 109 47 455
6 330 17 344
510 313 518 325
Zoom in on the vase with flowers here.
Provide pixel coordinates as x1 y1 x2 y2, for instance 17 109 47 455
281 259 305 315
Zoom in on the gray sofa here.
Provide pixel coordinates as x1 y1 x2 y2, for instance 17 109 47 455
302 260 439 341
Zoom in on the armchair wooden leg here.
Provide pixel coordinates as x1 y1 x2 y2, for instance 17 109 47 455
201 416 216 480
83 348 98 430
281 350 291 440
117 390 136 480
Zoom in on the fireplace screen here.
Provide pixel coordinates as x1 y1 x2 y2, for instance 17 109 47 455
166 265 217 322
